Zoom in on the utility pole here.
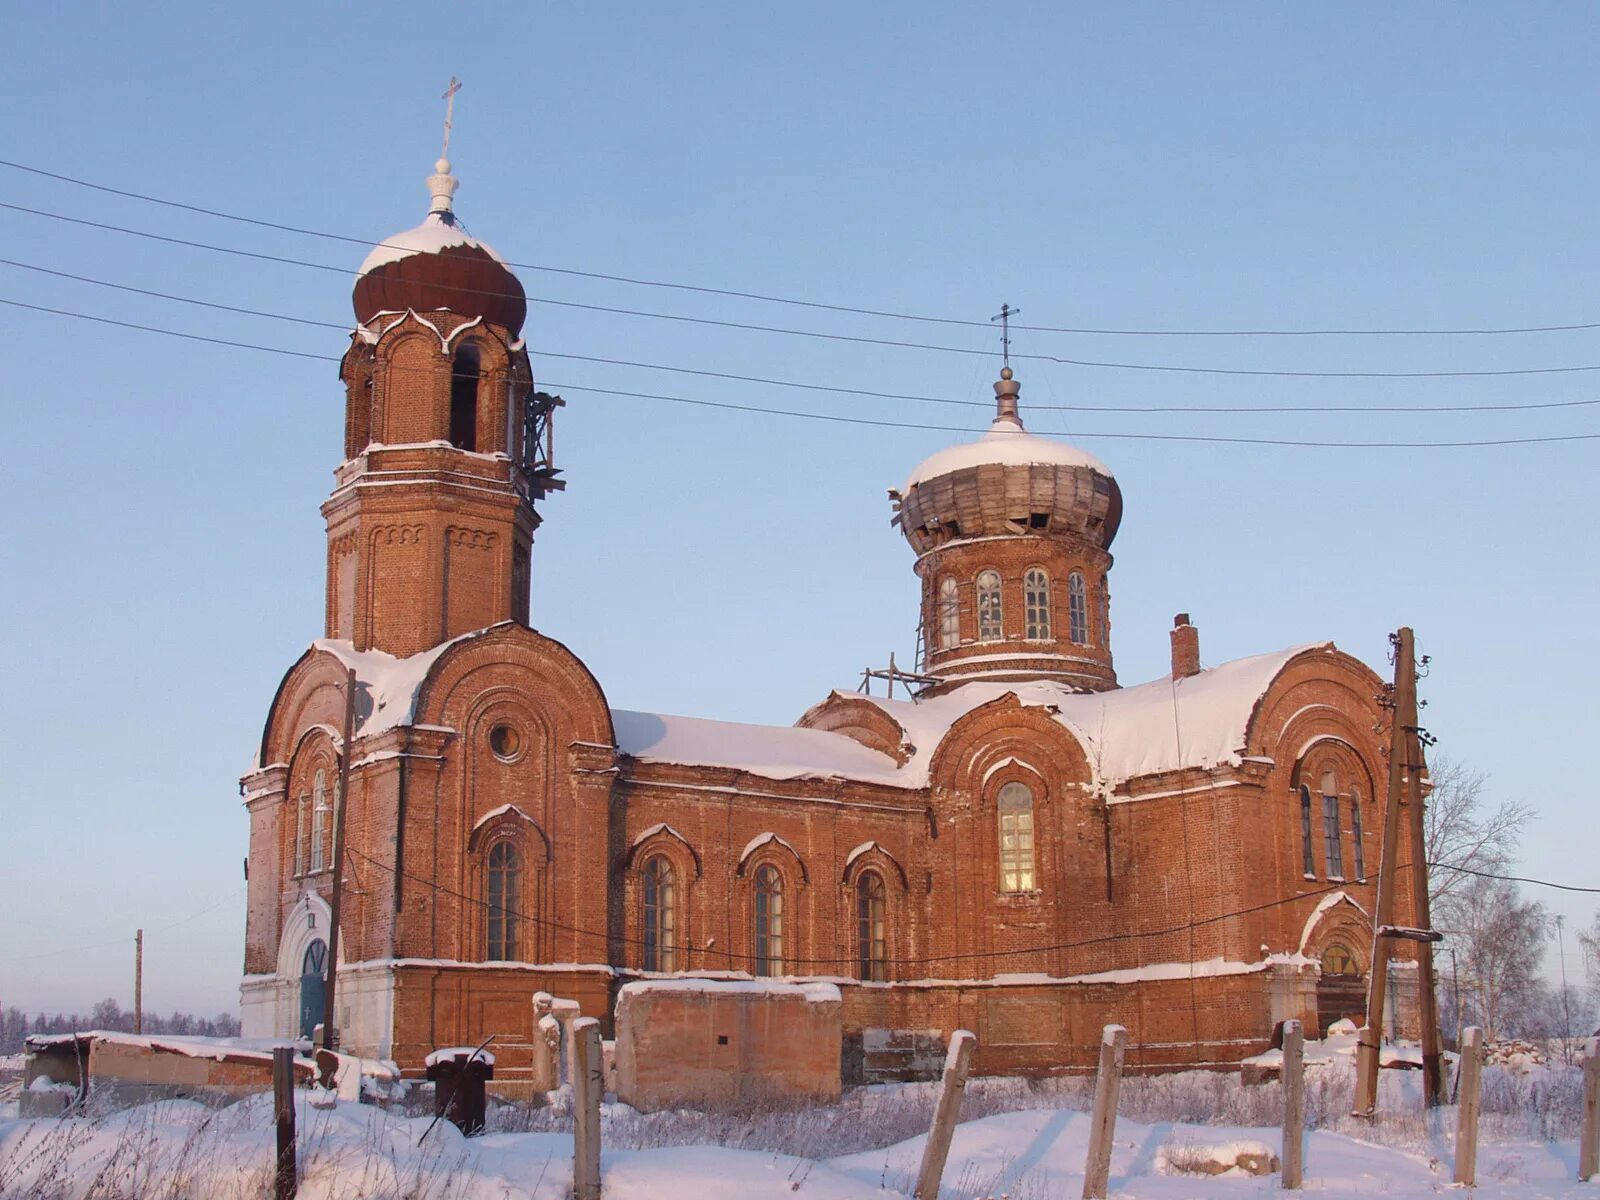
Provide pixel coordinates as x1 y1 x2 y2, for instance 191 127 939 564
1402 646 1444 1106
1354 627 1414 1116
1557 915 1573 1064
134 929 143 1035
321 667 357 1053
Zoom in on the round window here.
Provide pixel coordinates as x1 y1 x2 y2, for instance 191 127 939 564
489 724 521 761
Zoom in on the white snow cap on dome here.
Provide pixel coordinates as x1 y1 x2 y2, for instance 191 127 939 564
904 415 1114 493
357 212 510 277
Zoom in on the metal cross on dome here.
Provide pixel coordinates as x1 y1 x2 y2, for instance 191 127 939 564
441 76 463 158
991 302 1021 368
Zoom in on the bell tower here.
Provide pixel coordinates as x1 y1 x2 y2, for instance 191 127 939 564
323 157 563 657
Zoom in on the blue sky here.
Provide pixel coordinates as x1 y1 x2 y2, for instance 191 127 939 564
1 3 1595 1015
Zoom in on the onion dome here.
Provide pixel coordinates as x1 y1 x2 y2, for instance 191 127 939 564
351 159 527 335
895 368 1123 554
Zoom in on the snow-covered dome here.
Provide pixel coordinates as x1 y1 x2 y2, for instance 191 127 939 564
894 368 1123 554
351 159 527 336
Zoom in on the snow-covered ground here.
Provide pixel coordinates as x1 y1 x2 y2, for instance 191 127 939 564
0 1056 1591 1198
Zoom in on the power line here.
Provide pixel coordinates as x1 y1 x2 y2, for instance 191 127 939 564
13 200 1600 379
1427 862 1600 896
7 296 1597 450
7 155 1600 339
9 256 1600 416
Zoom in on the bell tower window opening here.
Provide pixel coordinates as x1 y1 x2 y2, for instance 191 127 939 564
1024 568 1051 640
976 570 1003 642
1067 572 1089 645
1299 785 1315 876
856 870 887 982
449 344 481 452
938 578 960 650
997 782 1036 893
1320 768 1344 878
753 864 784 977
1350 786 1366 880
486 840 521 961
642 856 677 973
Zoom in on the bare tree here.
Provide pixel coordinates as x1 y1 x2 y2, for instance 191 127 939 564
1450 875 1547 1040
1424 756 1532 923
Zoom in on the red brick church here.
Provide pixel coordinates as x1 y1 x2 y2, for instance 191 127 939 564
239 155 1424 1083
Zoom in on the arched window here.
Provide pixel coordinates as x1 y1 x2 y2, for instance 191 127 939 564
1350 787 1366 880
997 782 1036 893
310 769 329 873
856 870 887 982
1067 572 1089 645
294 791 308 877
938 578 960 650
487 841 521 961
1024 568 1051 640
642 856 677 973
1299 785 1315 876
1320 768 1345 878
753 864 784 977
450 344 481 452
976 570 1003 642
1322 944 1359 978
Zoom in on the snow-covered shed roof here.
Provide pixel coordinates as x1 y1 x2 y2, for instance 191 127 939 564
904 416 1113 493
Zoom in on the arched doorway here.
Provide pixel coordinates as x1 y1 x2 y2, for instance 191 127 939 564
298 939 327 1039
1317 943 1365 1035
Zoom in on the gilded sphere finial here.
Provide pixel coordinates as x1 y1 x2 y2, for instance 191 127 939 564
1000 366 1014 381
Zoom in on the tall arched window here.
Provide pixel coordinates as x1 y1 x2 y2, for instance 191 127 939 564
642 856 677 973
1320 768 1345 878
310 769 329 873
1350 787 1366 880
294 791 308 877
938 578 960 650
976 570 1003 642
487 841 521 961
1299 785 1315 876
450 344 481 452
997 782 1036 893
1067 572 1089 645
1024 568 1051 640
856 871 887 982
753 864 784 976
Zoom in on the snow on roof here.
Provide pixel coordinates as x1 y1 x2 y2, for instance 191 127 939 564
357 213 509 277
611 709 906 786
423 1046 495 1067
850 643 1329 791
312 629 486 739
619 979 841 1004
904 417 1113 493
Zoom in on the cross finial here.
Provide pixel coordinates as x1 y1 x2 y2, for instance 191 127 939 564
990 302 1021 368
441 76 463 159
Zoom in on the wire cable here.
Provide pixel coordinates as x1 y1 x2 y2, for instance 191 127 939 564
8 256 1600 416
1426 862 1600 895
7 156 1600 338
14 201 1600 378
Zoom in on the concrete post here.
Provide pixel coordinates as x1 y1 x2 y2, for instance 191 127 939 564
913 1029 975 1199
573 1017 603 1200
1082 1024 1127 1200
1281 1019 1304 1190
1452 1026 1483 1187
1579 1036 1599 1183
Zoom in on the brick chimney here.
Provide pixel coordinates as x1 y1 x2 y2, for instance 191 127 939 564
1170 613 1200 679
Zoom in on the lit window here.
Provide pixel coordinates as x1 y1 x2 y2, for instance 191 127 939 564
1299 785 1315 876
310 770 329 873
642 856 676 973
976 570 1003 642
857 871 887 982
487 841 521 961
754 865 784 976
1350 788 1366 880
1321 769 1344 878
1024 568 1051 639
938 578 960 650
1067 572 1089 645
997 782 1036 893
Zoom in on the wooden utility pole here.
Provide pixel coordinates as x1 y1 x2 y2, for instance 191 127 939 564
572 1018 603 1200
1281 1019 1304 1190
321 667 357 1053
272 1045 298 1200
1354 628 1413 1116
133 930 143 1035
914 1030 976 1199
1453 1026 1483 1187
1082 1024 1127 1200
1401 648 1445 1106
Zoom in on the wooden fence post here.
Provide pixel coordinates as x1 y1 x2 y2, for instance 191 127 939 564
1280 1019 1304 1190
272 1046 298 1200
1081 1024 1127 1200
1452 1026 1484 1187
914 1030 976 1200
1579 1035 1599 1183
572 1017 603 1200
